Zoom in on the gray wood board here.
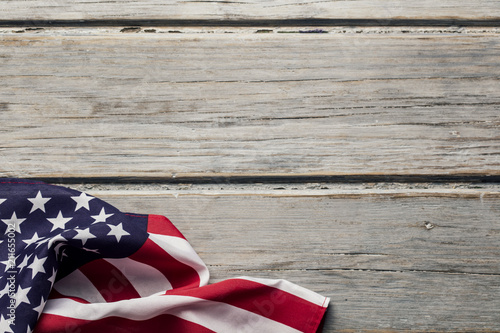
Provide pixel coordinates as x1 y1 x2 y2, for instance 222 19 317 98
1 31 499 179
90 189 500 332
0 0 499 21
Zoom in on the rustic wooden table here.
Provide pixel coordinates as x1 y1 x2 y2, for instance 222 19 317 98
1 1 499 331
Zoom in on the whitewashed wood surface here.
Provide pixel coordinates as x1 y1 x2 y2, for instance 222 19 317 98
0 0 499 21
1 29 499 179
78 186 499 332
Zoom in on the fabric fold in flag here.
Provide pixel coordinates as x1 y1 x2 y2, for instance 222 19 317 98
0 179 329 333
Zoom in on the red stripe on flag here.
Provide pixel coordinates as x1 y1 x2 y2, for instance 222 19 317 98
35 313 216 333
147 214 185 238
78 259 141 302
129 238 200 290
48 288 90 304
164 278 327 332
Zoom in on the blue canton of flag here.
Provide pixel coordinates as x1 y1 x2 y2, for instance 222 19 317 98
0 179 148 333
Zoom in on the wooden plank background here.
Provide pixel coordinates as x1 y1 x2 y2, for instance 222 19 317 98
1 30 499 179
1 0 499 331
0 0 499 21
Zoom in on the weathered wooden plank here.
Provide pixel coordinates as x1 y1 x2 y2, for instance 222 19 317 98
1 31 499 178
83 187 500 332
0 0 498 22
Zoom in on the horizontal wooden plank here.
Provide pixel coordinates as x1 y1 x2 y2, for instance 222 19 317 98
85 187 500 331
0 0 499 22
1 31 499 179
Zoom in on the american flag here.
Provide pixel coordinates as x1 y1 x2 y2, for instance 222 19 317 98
0 178 329 333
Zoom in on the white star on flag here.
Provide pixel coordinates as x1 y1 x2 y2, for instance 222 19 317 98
71 192 94 211
91 207 114 224
1 211 26 233
22 232 41 247
0 198 5 218
32 297 45 319
0 278 9 296
17 253 33 271
72 228 97 246
82 246 100 254
52 242 69 261
47 268 57 286
61 250 69 259
27 191 51 213
27 255 47 279
0 314 15 333
46 211 72 232
106 223 130 242
0 258 9 271
35 237 50 249
16 285 31 307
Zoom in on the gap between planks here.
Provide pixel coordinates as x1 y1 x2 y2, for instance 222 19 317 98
1 18 500 28
1 26 500 35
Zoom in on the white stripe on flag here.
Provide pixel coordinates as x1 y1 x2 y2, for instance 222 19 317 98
235 276 330 307
53 269 106 303
105 258 173 296
43 294 302 333
149 233 209 287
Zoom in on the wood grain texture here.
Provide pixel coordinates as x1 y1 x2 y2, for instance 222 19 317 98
1 31 499 179
0 0 499 21
90 189 500 332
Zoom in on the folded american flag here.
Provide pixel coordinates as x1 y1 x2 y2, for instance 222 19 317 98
0 179 329 332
